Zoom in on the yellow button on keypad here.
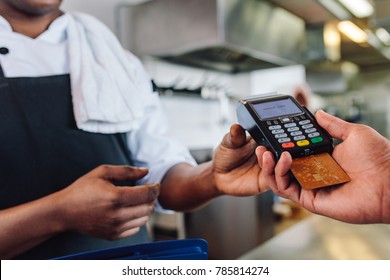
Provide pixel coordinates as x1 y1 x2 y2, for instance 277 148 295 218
297 140 310 147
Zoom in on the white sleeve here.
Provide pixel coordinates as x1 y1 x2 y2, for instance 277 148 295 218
124 51 197 186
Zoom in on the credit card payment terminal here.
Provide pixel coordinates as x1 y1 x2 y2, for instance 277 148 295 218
236 93 333 159
236 93 350 189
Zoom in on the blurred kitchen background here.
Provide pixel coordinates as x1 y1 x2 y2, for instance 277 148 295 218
62 0 390 259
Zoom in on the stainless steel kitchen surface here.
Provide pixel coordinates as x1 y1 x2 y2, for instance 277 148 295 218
239 215 390 260
118 0 390 71
120 0 304 73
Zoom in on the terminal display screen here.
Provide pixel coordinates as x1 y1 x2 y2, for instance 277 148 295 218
252 98 302 119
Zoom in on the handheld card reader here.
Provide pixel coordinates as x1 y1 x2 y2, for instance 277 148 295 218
236 93 333 160
236 93 350 189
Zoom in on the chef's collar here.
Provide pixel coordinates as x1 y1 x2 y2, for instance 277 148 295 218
0 13 68 44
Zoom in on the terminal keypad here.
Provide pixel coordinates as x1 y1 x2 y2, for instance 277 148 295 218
268 116 323 149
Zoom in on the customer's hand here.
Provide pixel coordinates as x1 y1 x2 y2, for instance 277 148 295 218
212 124 270 196
55 165 160 239
257 110 390 224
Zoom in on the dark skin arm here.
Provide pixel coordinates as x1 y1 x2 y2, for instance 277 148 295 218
0 125 268 259
159 124 269 211
0 165 160 259
257 110 390 224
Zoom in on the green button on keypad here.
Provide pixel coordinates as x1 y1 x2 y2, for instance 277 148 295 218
311 136 323 143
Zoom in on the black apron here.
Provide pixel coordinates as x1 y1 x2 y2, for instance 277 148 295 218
0 64 150 259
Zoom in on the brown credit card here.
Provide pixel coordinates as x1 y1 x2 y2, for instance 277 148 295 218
290 153 351 189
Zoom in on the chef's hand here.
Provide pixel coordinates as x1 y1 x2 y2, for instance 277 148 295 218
55 165 160 240
257 110 390 224
212 124 270 196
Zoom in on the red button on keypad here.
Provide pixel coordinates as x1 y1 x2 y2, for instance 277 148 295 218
282 142 295 149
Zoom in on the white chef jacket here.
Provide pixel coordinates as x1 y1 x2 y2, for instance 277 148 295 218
0 14 196 189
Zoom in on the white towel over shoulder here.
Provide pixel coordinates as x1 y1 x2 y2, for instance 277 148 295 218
67 12 147 133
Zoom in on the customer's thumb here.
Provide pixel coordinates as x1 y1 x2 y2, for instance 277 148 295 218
315 110 351 141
